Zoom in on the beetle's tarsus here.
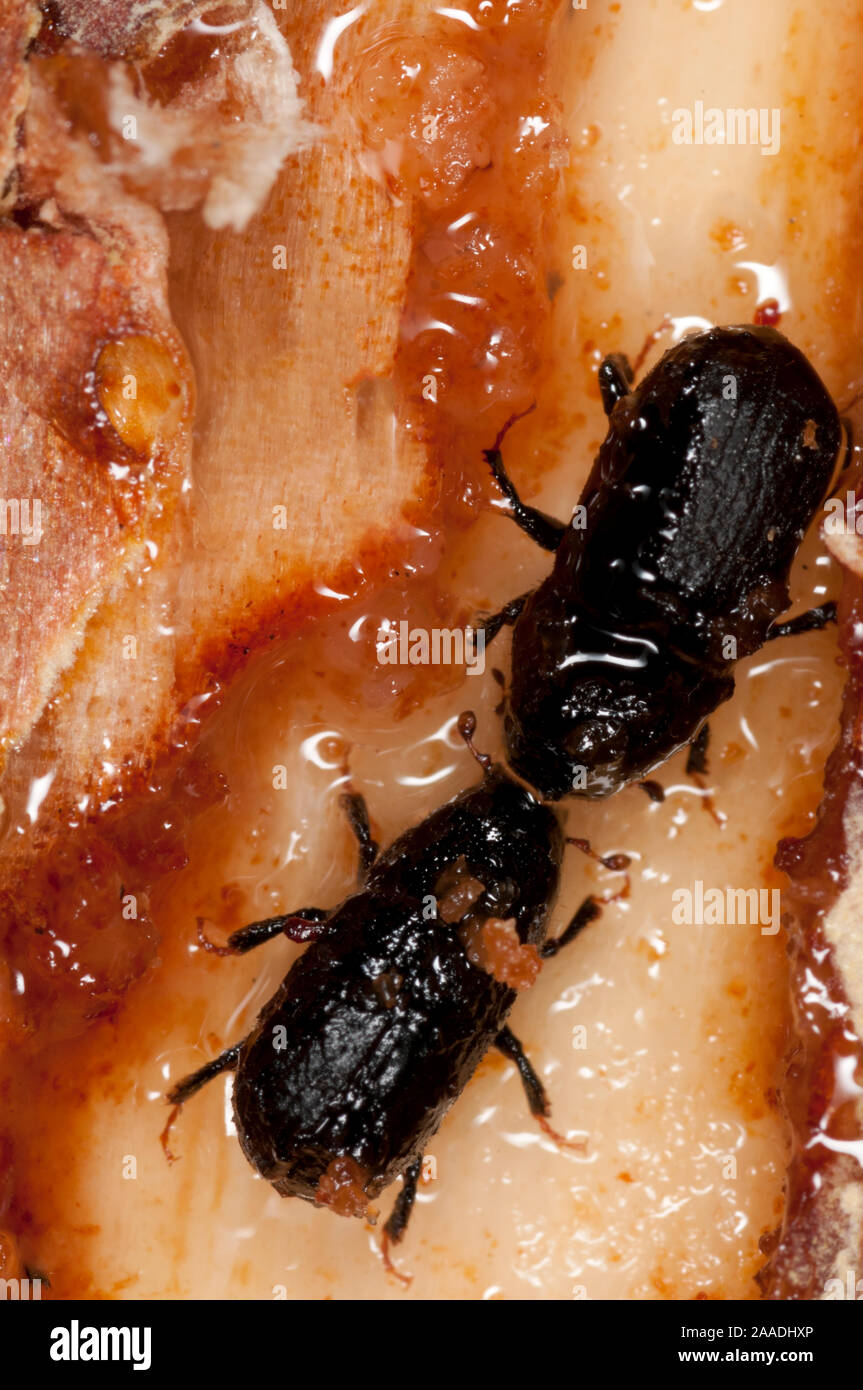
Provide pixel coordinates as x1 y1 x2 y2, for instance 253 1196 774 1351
159 1105 182 1165
380 1231 413 1287
630 315 673 375
766 601 837 643
196 916 235 956
484 406 565 553
497 1025 587 1153
683 725 726 826
162 1040 244 1161
380 1156 422 1285
535 1113 588 1153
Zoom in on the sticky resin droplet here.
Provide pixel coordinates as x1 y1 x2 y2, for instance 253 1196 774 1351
95 336 186 455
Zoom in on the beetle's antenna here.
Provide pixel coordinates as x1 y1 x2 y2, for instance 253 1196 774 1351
457 710 492 775
567 836 631 903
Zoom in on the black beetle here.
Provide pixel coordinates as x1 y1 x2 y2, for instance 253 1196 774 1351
164 715 599 1263
483 324 842 799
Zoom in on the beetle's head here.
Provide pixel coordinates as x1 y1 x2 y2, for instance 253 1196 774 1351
504 707 626 801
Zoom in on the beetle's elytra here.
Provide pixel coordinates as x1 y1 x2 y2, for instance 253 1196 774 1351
487 325 842 799
234 764 561 1204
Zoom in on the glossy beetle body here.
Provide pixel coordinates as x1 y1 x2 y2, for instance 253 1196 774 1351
495 326 841 798
235 768 561 1204
166 749 585 1250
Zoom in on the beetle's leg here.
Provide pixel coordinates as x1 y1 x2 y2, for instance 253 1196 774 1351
639 779 665 803
198 909 331 957
598 352 634 415
683 725 725 827
539 895 601 959
486 455 566 551
484 411 565 553
496 1024 549 1116
686 722 710 777
766 600 837 643
496 1025 586 1151
166 1042 242 1107
383 1157 422 1248
161 1040 244 1162
457 709 493 775
380 1156 422 1286
339 789 379 881
480 591 531 646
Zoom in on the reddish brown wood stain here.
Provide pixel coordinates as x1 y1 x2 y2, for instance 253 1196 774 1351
761 561 863 1297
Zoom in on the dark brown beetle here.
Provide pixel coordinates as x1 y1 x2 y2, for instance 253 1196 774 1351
164 717 598 1263
483 325 842 799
